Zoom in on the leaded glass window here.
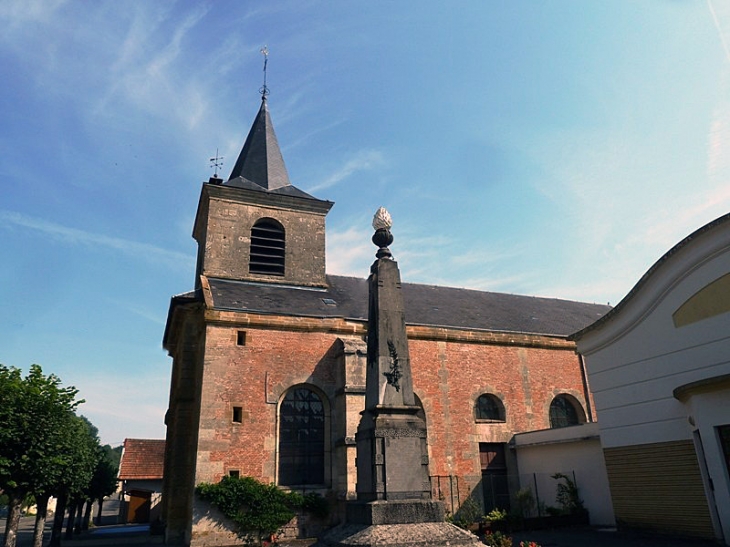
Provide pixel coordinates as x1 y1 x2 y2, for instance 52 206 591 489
475 394 505 422
278 387 325 486
549 395 584 428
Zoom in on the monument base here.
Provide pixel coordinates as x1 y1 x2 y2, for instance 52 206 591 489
316 501 481 547
315 521 482 547
347 500 444 525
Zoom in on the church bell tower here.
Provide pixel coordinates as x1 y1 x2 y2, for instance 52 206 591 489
192 95 333 288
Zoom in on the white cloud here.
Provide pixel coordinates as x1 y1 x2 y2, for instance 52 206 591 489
326 225 373 276
71 370 169 445
0 210 191 269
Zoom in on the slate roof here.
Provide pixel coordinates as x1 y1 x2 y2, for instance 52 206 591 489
118 439 165 480
207 275 611 337
227 97 292 191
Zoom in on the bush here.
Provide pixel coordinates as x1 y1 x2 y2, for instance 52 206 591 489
484 508 507 522
452 496 481 529
196 476 328 541
482 531 512 547
550 473 585 515
514 488 535 518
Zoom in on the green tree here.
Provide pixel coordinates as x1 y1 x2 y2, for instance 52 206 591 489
0 365 102 547
88 449 119 526
34 412 100 547
54 416 100 545
0 364 84 547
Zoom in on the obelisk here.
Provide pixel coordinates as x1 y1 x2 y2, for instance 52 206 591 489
317 208 481 547
349 207 435 515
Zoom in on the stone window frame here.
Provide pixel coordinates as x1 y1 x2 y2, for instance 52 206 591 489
249 217 286 276
548 393 586 428
474 393 507 423
232 405 243 424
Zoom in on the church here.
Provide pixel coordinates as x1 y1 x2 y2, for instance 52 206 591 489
160 93 611 546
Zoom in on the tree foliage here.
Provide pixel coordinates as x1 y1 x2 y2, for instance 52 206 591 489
89 452 119 501
0 365 83 493
0 364 99 547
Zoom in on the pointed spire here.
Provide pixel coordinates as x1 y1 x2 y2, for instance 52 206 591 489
226 96 292 190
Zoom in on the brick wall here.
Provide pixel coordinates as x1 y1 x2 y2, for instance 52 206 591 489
191 316 590 501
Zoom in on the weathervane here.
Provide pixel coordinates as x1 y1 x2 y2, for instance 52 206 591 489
209 148 224 178
260 45 269 98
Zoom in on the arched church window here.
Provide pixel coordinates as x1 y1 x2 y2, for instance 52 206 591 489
250 218 285 276
278 386 325 486
475 394 505 422
549 394 586 428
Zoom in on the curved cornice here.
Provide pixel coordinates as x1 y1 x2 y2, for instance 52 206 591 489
570 212 730 353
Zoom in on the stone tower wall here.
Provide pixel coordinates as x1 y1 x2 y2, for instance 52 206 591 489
194 185 328 287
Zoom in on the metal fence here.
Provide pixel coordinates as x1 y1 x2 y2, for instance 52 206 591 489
430 470 581 518
430 475 463 516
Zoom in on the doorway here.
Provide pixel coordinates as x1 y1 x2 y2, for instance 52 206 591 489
126 490 151 523
480 443 510 512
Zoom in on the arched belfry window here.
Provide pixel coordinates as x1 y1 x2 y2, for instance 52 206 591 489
278 386 325 486
549 394 586 428
249 218 285 276
475 394 506 422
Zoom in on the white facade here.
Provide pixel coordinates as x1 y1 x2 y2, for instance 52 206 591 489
573 212 730 542
512 423 615 527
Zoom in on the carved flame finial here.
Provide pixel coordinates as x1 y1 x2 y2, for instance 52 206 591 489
372 206 393 231
371 207 393 259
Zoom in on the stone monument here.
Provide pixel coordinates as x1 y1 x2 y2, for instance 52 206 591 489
317 208 481 547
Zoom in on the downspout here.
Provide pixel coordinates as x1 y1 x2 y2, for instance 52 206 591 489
577 353 594 422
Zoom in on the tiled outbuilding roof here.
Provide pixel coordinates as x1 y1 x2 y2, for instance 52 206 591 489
207 274 611 337
118 439 165 480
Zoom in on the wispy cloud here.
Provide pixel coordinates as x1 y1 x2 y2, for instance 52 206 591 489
0 210 190 268
307 150 385 193
708 0 730 63
0 0 68 28
95 4 212 130
105 297 167 326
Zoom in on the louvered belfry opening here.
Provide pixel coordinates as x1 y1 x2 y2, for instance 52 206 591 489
249 218 285 276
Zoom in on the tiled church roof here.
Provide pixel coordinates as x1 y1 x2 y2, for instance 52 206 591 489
118 439 165 480
206 275 611 337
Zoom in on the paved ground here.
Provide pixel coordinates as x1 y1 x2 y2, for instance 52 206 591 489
510 527 720 547
2 503 722 547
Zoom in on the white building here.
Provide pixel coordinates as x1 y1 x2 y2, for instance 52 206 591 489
571 213 730 543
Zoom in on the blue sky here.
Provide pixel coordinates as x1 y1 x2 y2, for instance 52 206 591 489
1 1 729 445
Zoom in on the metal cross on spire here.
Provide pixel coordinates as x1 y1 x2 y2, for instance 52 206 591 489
260 45 269 98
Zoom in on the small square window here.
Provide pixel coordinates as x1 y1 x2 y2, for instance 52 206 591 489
229 470 240 478
237 331 247 346
232 406 243 423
